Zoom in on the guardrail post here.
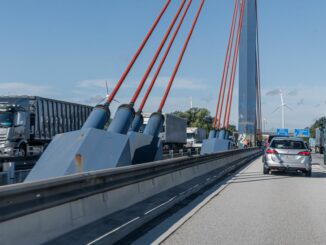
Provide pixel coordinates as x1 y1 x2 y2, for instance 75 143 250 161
187 148 191 156
3 162 15 184
169 150 174 158
179 149 183 156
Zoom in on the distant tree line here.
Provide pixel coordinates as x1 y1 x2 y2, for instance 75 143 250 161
309 117 326 138
172 107 236 134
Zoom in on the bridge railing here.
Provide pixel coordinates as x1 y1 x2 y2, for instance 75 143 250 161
0 155 39 185
0 150 198 186
0 148 262 244
162 147 200 159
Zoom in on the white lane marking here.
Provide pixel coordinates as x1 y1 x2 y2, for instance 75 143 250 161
192 184 199 189
144 196 177 215
86 217 140 245
152 160 255 245
180 184 200 195
179 188 194 196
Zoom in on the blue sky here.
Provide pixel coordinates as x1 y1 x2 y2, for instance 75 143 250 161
0 0 325 130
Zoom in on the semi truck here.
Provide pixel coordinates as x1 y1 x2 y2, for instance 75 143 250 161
0 96 93 157
315 127 325 154
186 127 206 148
142 113 187 150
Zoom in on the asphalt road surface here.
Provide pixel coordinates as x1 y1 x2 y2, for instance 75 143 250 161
156 153 326 245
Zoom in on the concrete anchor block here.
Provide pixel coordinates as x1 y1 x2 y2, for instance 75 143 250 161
127 131 163 165
25 128 132 182
201 138 233 155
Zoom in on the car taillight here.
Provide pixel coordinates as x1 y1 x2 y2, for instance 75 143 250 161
298 151 310 156
266 149 278 154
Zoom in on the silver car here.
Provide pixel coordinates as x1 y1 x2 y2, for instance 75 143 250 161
263 137 312 176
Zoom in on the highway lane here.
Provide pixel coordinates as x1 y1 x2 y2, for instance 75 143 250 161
157 153 326 245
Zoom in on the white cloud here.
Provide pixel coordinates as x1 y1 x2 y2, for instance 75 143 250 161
76 76 207 92
155 77 207 90
287 90 298 96
266 89 281 96
261 85 326 130
77 79 118 89
71 76 209 110
0 82 54 96
297 98 304 106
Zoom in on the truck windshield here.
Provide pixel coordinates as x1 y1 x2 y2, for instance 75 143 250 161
187 133 195 139
0 112 13 127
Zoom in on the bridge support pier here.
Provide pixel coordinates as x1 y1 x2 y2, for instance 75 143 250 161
201 129 233 155
25 104 140 181
107 104 135 134
130 111 144 132
25 128 132 182
208 130 217 139
238 0 258 147
128 112 164 164
81 104 110 130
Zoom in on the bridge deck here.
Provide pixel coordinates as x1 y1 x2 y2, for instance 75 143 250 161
159 154 326 245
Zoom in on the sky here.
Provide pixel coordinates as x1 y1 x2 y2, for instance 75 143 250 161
0 0 325 131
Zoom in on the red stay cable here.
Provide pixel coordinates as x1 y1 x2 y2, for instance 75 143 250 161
106 0 171 104
224 0 245 128
138 0 193 112
214 0 239 129
158 0 205 112
130 0 186 105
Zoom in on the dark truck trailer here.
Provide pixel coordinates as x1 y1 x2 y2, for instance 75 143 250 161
141 113 187 150
159 113 187 150
0 96 93 157
315 128 325 154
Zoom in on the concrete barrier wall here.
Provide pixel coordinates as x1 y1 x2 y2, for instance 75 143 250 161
0 149 260 245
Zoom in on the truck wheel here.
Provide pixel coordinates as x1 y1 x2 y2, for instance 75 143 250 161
305 169 312 177
263 165 269 175
18 145 26 157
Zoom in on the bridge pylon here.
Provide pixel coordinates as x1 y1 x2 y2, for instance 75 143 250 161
238 0 261 147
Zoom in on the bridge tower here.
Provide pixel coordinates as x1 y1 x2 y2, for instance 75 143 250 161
238 0 259 147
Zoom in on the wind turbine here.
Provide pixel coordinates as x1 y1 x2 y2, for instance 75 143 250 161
96 80 120 105
272 89 292 128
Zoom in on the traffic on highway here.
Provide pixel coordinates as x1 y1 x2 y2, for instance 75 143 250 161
1 0 326 244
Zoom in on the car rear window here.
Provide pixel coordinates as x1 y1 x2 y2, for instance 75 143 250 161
267 135 288 143
270 140 306 149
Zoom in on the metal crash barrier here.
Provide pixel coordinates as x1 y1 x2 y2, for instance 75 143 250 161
0 148 262 244
0 156 39 185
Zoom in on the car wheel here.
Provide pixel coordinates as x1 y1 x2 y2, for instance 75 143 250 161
305 169 312 177
263 165 269 174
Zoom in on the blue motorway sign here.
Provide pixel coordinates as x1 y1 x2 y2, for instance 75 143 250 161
276 128 289 136
294 128 310 138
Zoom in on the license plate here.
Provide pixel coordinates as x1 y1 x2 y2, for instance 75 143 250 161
283 155 296 160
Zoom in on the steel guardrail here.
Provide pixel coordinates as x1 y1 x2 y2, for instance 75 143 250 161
0 155 39 170
0 155 39 163
0 148 262 222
